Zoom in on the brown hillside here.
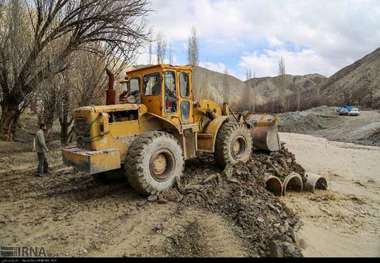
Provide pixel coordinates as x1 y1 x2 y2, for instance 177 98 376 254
319 47 380 108
246 74 326 110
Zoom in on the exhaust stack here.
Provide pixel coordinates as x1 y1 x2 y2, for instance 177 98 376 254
106 68 116 105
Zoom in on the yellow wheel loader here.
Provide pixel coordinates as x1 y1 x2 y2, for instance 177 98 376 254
62 64 280 195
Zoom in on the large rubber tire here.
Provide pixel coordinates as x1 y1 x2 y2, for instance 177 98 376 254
124 131 184 195
214 121 252 168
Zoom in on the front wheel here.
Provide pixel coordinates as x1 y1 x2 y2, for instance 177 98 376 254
214 121 253 168
124 131 184 195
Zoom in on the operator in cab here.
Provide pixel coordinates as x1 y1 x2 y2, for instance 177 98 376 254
119 79 141 104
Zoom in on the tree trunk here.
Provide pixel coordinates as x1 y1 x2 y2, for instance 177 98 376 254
60 111 72 145
59 88 72 145
30 94 38 114
60 120 69 145
0 102 21 141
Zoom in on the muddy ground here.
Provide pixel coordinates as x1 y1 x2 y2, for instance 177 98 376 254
1 132 379 257
0 141 304 257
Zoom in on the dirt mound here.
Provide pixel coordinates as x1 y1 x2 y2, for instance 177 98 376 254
279 107 380 146
279 106 342 133
160 146 305 257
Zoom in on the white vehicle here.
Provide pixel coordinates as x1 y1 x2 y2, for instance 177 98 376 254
348 107 360 116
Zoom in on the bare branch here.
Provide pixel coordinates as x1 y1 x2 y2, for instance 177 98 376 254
0 0 150 139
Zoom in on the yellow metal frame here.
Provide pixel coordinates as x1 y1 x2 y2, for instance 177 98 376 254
62 147 121 174
197 116 228 152
64 64 231 175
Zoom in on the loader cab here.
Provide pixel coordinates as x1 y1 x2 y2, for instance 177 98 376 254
126 65 194 126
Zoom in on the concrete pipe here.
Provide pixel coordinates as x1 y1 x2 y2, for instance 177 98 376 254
264 174 283 196
304 173 328 192
283 172 303 195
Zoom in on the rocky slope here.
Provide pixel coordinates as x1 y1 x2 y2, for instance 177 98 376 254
192 66 246 109
192 66 327 112
246 74 326 111
319 47 380 108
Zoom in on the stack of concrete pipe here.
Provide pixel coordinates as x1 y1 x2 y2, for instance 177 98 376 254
264 172 328 196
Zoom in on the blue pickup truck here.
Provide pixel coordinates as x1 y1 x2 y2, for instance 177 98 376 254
336 104 360 116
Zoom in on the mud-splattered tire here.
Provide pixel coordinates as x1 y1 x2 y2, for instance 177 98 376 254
124 131 184 195
214 121 252 168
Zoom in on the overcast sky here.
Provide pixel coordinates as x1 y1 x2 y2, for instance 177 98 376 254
138 0 380 79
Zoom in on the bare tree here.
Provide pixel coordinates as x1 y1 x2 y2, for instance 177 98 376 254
0 0 149 141
187 26 199 66
246 69 253 81
251 78 256 112
244 69 257 111
156 33 167 64
278 56 286 112
39 44 129 145
168 43 173 64
242 69 253 111
148 40 153 65
38 77 59 132
146 27 153 65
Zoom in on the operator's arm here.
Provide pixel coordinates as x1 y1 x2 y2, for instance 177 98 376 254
37 131 49 152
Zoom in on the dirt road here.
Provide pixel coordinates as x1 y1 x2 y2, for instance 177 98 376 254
281 133 380 257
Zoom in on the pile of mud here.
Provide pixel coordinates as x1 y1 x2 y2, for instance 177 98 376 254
159 146 305 257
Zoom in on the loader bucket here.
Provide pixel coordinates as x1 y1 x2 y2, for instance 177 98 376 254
241 113 281 152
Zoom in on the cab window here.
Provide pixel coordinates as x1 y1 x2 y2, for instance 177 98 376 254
164 71 177 113
143 73 161 96
120 78 140 104
179 72 190 97
129 78 141 103
129 78 140 93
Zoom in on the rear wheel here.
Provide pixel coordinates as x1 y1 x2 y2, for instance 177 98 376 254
214 121 252 168
124 131 184 195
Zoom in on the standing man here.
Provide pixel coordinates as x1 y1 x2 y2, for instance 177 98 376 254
34 123 49 177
